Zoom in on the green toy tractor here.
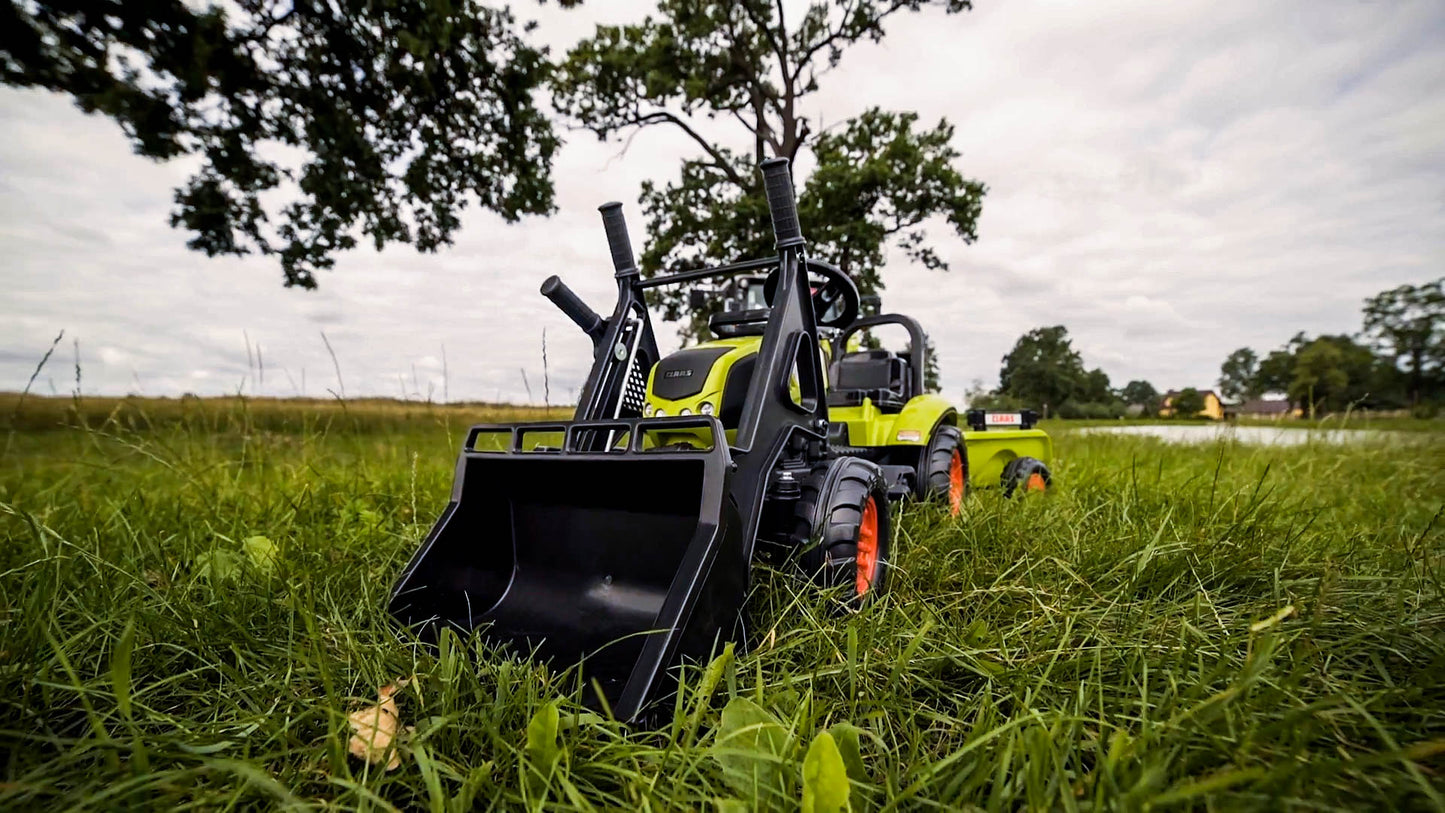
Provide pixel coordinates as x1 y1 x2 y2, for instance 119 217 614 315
388 158 1052 723
647 273 1054 513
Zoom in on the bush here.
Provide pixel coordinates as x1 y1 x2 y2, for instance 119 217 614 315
1055 401 1124 420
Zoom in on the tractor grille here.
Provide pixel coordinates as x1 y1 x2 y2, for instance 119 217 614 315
620 357 649 416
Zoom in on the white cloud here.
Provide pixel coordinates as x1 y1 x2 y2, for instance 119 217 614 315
1 0 1442 406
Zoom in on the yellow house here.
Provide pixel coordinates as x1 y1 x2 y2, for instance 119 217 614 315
1160 389 1225 420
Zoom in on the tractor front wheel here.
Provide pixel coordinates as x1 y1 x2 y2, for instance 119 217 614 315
1002 456 1051 496
797 457 893 604
918 424 967 515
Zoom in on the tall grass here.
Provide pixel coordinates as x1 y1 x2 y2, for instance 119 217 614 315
1 399 1442 809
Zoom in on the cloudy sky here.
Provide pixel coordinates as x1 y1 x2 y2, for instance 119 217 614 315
2 0 1442 406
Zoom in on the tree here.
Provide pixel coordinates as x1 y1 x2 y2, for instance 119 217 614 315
996 325 1086 411
1170 387 1205 418
1080 367 1114 404
1218 347 1259 401
1289 341 1348 416
1362 278 1444 404
1 0 560 287
1253 348 1296 400
1120 379 1160 413
553 1 983 338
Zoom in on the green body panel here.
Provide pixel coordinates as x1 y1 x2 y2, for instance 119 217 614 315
890 394 957 442
827 394 953 447
962 429 1053 487
643 336 762 418
641 337 1051 488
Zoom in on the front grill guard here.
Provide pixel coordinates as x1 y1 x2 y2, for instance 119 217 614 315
398 413 742 722
464 415 728 457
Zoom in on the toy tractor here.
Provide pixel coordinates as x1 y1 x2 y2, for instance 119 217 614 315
388 158 1051 722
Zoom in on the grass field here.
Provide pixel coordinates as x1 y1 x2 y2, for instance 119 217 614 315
2 396 1443 810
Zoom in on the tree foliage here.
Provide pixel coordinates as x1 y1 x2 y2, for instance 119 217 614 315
1253 348 1297 399
1170 387 1205 418
996 325 1085 411
1120 379 1159 408
553 0 983 339
1218 347 1259 401
1362 278 1443 404
1 0 560 286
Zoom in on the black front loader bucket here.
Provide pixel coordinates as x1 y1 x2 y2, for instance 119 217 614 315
388 417 746 722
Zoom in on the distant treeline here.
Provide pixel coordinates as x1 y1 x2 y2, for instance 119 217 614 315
970 278 1443 419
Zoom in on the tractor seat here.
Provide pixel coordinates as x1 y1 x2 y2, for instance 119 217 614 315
709 308 770 338
827 349 910 413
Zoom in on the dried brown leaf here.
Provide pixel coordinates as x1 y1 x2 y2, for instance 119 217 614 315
347 678 411 771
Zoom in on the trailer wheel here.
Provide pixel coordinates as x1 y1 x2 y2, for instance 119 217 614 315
1002 456 1051 496
797 457 893 603
918 424 966 515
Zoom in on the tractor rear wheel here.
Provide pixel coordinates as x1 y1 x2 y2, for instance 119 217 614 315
918 424 967 515
1002 456 1051 496
797 457 893 604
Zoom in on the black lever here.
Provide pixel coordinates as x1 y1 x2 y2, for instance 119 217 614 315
598 201 638 277
760 157 804 250
540 275 604 340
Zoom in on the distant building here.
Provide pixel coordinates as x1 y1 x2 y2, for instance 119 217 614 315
1160 389 1225 420
1227 398 1301 420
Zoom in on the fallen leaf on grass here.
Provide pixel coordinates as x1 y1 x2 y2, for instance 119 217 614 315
348 678 411 771
194 548 241 582
242 536 278 573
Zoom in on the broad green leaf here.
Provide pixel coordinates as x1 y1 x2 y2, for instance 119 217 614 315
242 535 278 573
712 697 792 803
828 723 867 783
195 548 240 582
684 642 734 744
802 731 849 813
526 702 561 769
524 702 562 801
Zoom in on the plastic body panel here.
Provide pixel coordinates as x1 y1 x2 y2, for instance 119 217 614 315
644 337 761 419
388 416 746 723
961 428 1053 488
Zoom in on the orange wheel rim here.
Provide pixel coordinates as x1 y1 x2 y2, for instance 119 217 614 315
855 497 880 596
1026 472 1046 492
948 449 965 516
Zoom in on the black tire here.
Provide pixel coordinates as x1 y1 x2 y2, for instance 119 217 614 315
1001 456 1051 496
917 423 967 514
796 456 893 604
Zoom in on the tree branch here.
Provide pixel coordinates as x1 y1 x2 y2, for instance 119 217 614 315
790 0 912 87
741 1 788 88
620 110 746 188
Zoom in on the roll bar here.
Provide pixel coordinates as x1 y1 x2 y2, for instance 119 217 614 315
836 313 928 397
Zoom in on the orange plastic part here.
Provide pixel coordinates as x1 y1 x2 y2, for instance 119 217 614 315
855 496 880 595
948 449 965 516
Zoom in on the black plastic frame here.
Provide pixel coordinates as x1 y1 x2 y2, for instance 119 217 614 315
835 313 928 398
391 157 836 723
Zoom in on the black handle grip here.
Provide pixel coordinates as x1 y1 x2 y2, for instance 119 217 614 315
760 157 804 249
598 201 638 276
540 275 604 339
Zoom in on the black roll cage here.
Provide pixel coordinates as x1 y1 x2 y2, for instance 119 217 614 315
833 313 929 398
540 159 829 567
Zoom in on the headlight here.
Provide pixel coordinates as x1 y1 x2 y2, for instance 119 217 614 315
679 408 692 416
699 401 714 415
644 403 654 416
654 408 666 417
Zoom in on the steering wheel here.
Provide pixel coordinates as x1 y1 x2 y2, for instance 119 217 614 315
762 260 860 329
